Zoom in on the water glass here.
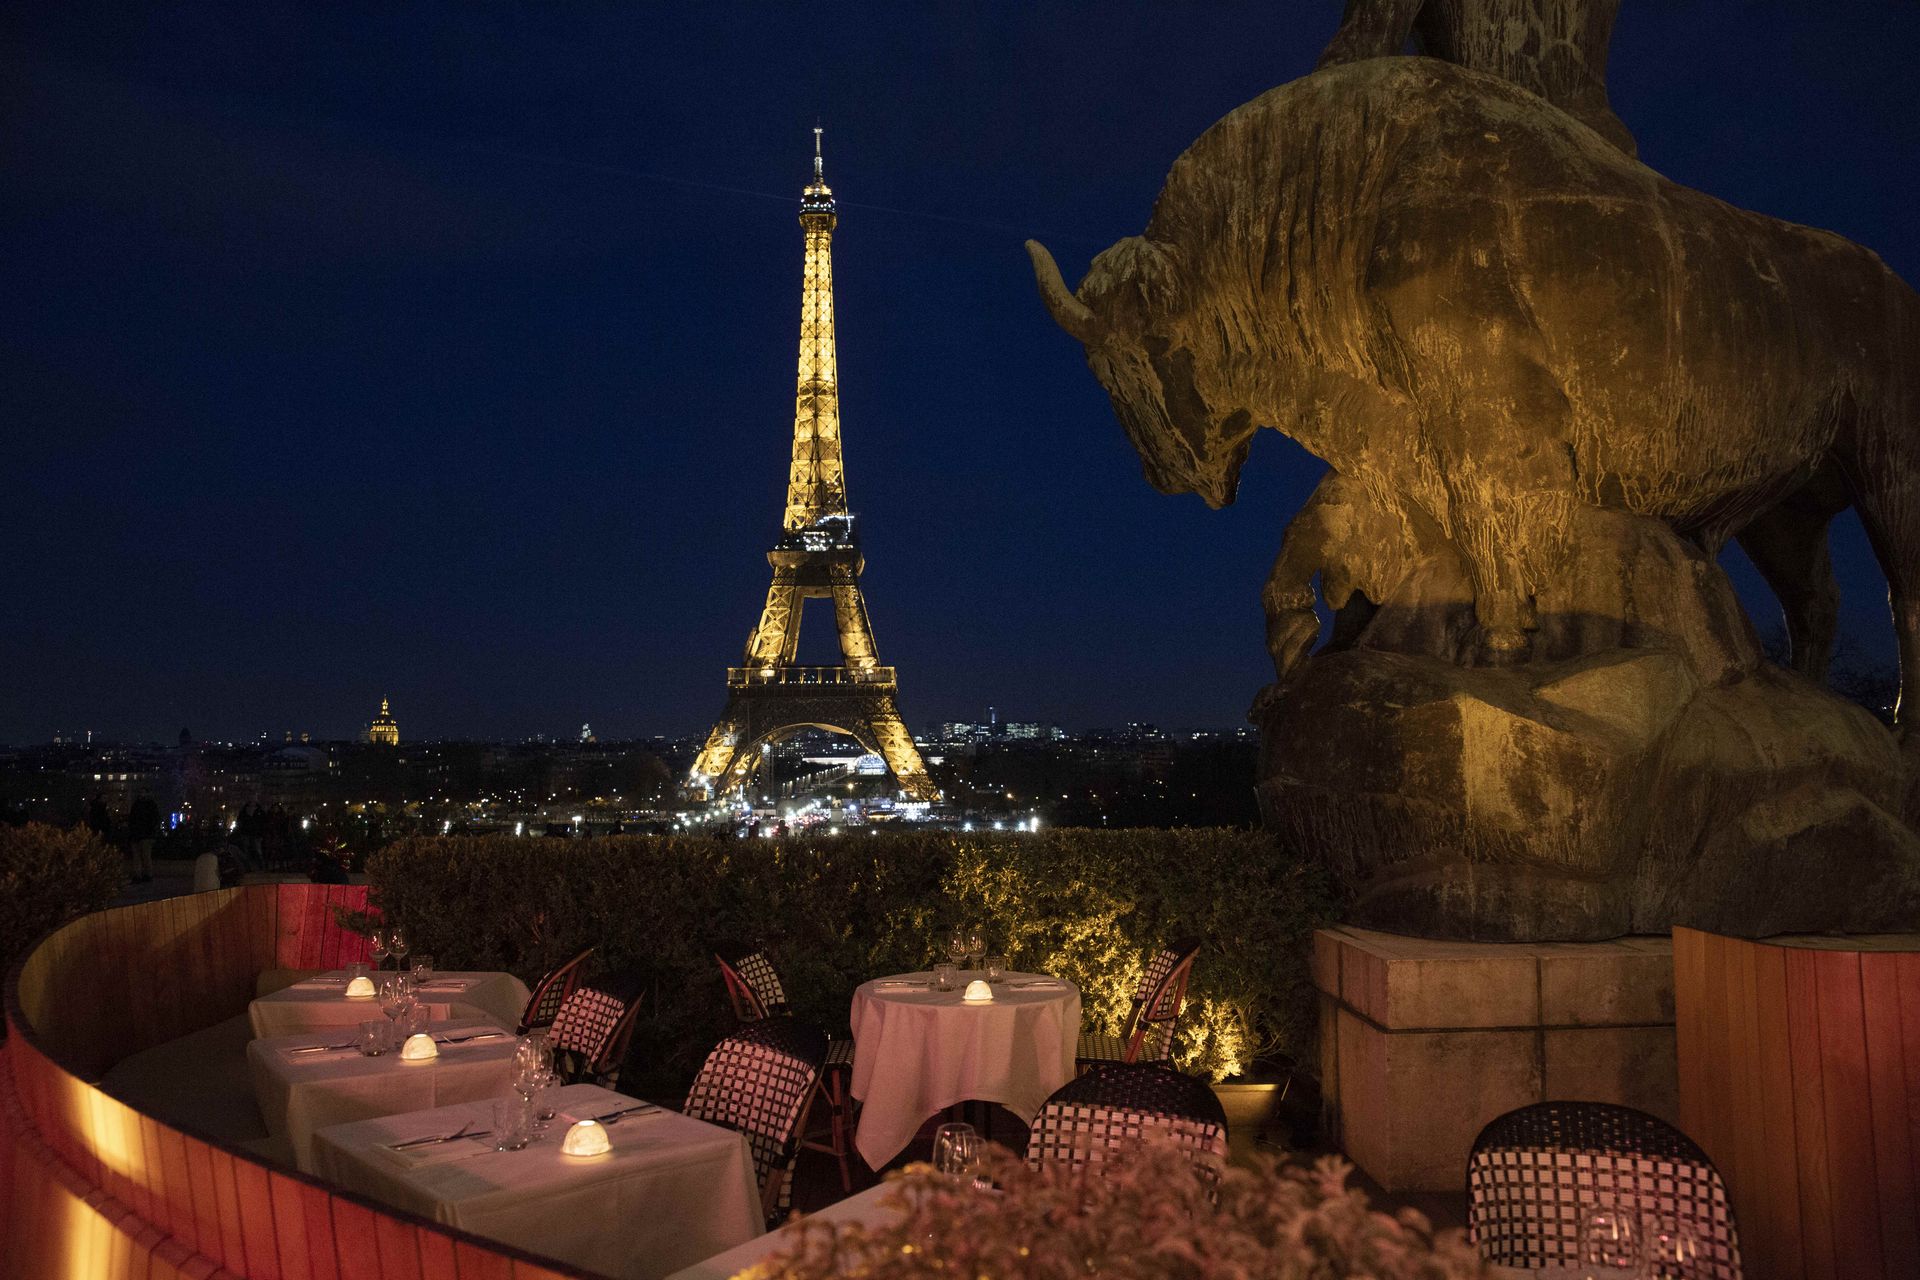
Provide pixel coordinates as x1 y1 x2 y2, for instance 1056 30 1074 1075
531 1071 560 1132
985 954 1008 984
932 1122 980 1181
410 955 434 982
404 1002 431 1035
358 1020 388 1056
346 961 369 983
493 1096 532 1151
933 963 957 992
1577 1205 1643 1280
1644 1216 1701 1279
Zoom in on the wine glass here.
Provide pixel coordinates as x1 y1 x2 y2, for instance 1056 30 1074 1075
1644 1216 1701 1279
965 926 985 970
945 927 968 969
388 928 410 970
1577 1205 1643 1280
368 927 391 971
530 1070 560 1133
932 1122 980 1182
379 976 407 1031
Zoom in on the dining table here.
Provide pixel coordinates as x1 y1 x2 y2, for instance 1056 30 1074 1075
247 969 530 1039
246 1020 519 1172
663 1180 903 1280
311 1083 762 1280
848 970 1080 1169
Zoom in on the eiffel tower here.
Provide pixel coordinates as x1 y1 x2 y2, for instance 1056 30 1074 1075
688 130 939 804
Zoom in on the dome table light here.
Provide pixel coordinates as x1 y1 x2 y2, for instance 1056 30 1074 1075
344 975 377 998
561 1120 611 1157
399 1033 439 1062
962 979 994 1003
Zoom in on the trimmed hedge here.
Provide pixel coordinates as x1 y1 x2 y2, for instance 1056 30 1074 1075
2 823 124 987
366 829 1333 1087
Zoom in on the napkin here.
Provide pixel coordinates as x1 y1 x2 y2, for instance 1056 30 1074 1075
378 1131 496 1169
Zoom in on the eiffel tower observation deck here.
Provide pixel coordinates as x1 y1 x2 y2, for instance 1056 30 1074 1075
688 130 939 803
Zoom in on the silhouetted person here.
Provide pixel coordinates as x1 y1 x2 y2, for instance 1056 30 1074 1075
86 796 112 839
126 794 161 883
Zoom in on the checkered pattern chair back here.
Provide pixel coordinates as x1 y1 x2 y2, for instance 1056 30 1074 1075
547 982 643 1088
686 1019 827 1225
517 946 595 1035
1027 1063 1228 1180
1123 939 1199 1063
716 949 790 1021
1468 1102 1743 1279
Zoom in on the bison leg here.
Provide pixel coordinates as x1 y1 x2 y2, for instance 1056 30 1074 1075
1737 469 1849 683
1842 424 1920 731
1263 487 1339 680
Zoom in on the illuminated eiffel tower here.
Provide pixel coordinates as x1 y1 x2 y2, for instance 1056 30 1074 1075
688 130 938 803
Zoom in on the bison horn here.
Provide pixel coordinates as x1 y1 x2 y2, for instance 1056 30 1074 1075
1026 240 1101 343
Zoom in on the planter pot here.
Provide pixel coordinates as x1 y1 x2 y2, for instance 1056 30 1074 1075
1211 1078 1288 1140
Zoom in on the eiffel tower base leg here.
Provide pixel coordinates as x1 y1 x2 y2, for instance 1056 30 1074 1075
688 682 938 803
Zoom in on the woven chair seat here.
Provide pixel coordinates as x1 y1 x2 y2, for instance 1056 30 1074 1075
1075 1031 1127 1063
1028 1063 1228 1181
825 1037 855 1068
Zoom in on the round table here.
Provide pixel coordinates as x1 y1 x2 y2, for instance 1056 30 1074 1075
848 970 1080 1169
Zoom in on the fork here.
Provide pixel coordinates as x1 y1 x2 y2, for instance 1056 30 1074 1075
591 1104 660 1125
391 1121 485 1150
288 1041 357 1054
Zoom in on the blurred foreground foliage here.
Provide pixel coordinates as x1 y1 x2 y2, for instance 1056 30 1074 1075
1 823 124 987
366 829 1332 1086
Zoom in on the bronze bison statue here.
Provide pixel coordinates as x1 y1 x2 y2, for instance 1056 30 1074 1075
1029 57 1920 719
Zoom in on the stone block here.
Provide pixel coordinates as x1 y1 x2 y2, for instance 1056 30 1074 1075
1543 1025 1678 1126
1313 926 1678 1192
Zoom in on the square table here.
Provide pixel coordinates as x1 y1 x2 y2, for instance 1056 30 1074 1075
312 1083 763 1280
247 1020 519 1172
247 969 530 1039
664 1180 901 1280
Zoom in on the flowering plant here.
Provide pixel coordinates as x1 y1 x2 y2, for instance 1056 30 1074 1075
753 1143 1488 1279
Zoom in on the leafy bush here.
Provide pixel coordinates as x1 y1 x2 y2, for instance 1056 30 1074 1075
1 823 124 986
367 829 1332 1088
762 1144 1489 1279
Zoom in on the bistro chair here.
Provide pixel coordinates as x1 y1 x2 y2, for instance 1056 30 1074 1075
1027 1062 1228 1181
517 945 596 1035
684 1019 830 1226
1076 938 1200 1068
1467 1101 1743 1280
547 975 644 1090
715 946 859 1191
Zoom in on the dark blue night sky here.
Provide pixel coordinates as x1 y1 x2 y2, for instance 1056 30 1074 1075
4 3 1917 743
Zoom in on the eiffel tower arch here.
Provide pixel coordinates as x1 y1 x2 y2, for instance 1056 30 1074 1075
688 131 938 804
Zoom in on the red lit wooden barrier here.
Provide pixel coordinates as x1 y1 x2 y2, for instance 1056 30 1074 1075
2 884 590 1280
1675 927 1920 1280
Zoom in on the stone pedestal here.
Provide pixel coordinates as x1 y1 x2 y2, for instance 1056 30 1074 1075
1313 925 1676 1192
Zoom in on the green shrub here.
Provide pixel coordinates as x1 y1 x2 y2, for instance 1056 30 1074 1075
366 829 1333 1088
1 823 125 985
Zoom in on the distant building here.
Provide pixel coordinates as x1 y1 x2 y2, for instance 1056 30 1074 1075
367 698 399 746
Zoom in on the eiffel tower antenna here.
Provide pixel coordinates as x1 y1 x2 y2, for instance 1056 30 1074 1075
688 129 939 805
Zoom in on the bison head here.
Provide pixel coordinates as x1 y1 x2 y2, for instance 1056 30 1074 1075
1027 237 1255 508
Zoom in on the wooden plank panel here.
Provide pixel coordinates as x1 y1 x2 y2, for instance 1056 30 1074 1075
1901 952 1920 1239
233 1154 283 1280
1862 953 1918 1276
373 1212 425 1280
181 1137 225 1270
1785 946 1837 1280
1674 928 1708 1147
267 1171 316 1280
206 1146 247 1275
1729 938 1768 1245
1751 940 1802 1280
416 1230 459 1280
1813 949 1883 1280
329 1196 383 1279
153 1123 197 1247
276 882 310 972
451 1239 515 1280
301 888 334 972
320 886 348 969
250 884 281 978
300 1182 341 1280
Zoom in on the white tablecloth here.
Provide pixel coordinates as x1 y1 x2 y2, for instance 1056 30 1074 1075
664 1181 902 1280
247 1020 519 1172
312 1083 761 1280
849 971 1080 1168
247 970 529 1039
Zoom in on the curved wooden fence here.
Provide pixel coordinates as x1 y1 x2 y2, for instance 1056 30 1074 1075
1676 928 1920 1280
2 884 588 1280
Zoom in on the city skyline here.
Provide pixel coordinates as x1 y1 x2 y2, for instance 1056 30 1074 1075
6 4 1919 743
